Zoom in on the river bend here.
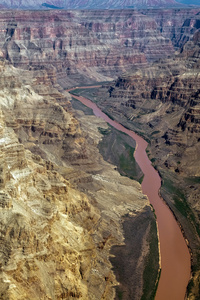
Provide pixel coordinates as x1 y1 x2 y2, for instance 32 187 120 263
68 87 191 300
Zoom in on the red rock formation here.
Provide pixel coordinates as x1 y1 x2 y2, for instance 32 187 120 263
0 9 184 87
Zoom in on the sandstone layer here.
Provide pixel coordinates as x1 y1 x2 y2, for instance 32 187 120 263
0 58 157 299
0 9 198 88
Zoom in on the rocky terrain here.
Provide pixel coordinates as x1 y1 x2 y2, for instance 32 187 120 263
83 10 200 299
1 9 199 87
0 58 158 299
0 7 199 300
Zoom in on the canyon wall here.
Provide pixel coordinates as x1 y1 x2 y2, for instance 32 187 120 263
93 10 200 299
0 58 157 299
0 9 197 87
105 11 200 173
0 8 199 299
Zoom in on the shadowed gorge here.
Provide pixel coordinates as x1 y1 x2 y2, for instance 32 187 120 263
0 6 199 300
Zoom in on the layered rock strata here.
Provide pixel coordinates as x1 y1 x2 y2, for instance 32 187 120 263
101 13 200 173
0 59 155 299
90 14 200 298
0 8 199 299
0 9 198 87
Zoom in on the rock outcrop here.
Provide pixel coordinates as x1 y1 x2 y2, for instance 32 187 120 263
0 7 199 299
0 58 155 299
102 10 200 171
91 11 200 298
0 9 197 87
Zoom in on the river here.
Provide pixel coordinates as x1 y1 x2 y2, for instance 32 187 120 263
68 86 191 300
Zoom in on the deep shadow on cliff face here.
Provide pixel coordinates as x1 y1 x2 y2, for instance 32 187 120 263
110 210 159 300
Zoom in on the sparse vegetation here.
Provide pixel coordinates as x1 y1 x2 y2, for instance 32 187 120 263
70 86 101 104
161 175 200 237
141 219 160 300
98 127 110 135
186 176 200 184
116 287 123 300
151 130 160 136
98 125 143 182
71 87 160 300
111 210 159 300
71 97 93 115
102 110 115 120
138 175 144 184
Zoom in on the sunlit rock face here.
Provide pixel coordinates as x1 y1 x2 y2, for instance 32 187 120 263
0 7 199 300
140 8 200 48
0 8 198 87
0 59 153 299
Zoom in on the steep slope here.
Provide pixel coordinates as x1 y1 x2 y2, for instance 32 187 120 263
0 59 157 299
0 9 192 87
89 13 200 299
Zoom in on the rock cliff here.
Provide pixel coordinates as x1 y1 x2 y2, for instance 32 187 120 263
101 9 200 172
0 58 156 299
0 7 199 299
91 11 200 298
0 9 196 87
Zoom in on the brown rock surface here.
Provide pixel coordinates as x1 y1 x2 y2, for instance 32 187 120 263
0 59 154 299
89 13 200 298
0 7 199 299
0 9 195 87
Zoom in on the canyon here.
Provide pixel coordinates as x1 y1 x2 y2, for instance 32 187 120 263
0 57 155 300
0 8 199 87
79 9 200 299
0 6 199 300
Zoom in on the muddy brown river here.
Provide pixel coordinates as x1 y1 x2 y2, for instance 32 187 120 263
68 87 191 300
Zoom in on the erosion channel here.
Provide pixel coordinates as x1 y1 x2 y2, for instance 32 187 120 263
68 85 191 300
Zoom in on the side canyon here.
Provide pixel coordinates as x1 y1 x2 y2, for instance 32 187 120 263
0 7 199 300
